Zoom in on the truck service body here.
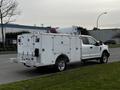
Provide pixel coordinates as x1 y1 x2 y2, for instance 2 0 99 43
17 33 110 71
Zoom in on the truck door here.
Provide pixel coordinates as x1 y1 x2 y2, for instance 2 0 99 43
81 36 101 59
87 37 101 58
21 35 34 55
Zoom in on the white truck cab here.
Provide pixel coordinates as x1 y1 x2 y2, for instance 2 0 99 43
16 33 110 71
81 35 109 63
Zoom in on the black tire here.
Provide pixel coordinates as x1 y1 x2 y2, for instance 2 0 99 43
55 58 67 72
100 52 109 64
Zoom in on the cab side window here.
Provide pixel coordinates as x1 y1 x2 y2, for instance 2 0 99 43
82 37 89 44
82 37 97 45
88 37 97 45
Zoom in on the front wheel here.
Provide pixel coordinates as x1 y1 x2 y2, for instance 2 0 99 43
56 59 66 72
100 52 109 63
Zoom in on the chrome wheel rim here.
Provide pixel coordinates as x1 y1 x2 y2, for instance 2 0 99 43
103 54 108 63
58 61 65 71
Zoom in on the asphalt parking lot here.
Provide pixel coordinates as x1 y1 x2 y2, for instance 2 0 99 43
0 48 120 84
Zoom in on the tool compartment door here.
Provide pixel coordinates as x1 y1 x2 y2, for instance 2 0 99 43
53 35 70 54
70 36 81 62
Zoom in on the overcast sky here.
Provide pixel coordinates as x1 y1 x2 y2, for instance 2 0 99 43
15 0 120 29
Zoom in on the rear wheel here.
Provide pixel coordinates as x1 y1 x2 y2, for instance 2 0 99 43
56 59 67 72
100 52 108 63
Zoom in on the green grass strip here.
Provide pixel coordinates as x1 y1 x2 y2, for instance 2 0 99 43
0 62 120 90
109 44 120 48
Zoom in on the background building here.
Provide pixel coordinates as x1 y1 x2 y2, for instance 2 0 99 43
89 29 120 44
0 24 50 44
0 24 120 45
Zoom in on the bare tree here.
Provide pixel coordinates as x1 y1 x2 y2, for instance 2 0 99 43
0 0 19 47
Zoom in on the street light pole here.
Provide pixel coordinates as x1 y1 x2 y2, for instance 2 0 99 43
96 12 107 30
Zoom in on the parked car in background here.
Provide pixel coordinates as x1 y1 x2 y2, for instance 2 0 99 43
104 39 116 45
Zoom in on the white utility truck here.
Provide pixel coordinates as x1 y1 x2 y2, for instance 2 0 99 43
16 33 110 71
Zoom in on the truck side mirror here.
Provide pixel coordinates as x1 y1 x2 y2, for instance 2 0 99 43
99 41 103 45
95 42 100 46
95 41 103 46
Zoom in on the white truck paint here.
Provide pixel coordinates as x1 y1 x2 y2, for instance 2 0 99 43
16 33 110 71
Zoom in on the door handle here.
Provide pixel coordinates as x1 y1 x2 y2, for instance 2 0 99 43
90 47 93 49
